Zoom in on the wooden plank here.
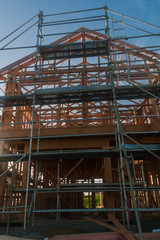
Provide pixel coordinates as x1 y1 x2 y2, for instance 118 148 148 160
86 217 119 233
32 137 109 150
51 232 160 240
103 143 115 214
54 232 126 239
0 124 157 139
109 214 139 240
0 236 33 240
87 217 138 240
62 158 84 179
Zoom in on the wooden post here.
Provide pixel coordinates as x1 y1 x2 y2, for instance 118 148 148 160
103 144 115 217
19 143 29 220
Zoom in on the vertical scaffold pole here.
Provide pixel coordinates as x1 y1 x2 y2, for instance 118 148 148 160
104 5 143 240
23 10 43 234
32 17 44 227
111 14 125 225
104 4 129 227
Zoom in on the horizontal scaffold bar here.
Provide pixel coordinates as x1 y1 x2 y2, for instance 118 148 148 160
0 145 160 162
0 84 160 107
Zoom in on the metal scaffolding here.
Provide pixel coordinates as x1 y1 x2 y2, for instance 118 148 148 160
0 5 160 239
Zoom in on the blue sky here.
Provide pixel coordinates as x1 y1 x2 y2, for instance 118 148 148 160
0 0 159 68
0 0 159 28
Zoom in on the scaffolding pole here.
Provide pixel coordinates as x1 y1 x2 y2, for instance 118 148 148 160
105 5 143 240
23 10 43 233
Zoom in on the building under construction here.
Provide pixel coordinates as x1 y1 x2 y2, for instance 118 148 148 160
0 6 160 240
